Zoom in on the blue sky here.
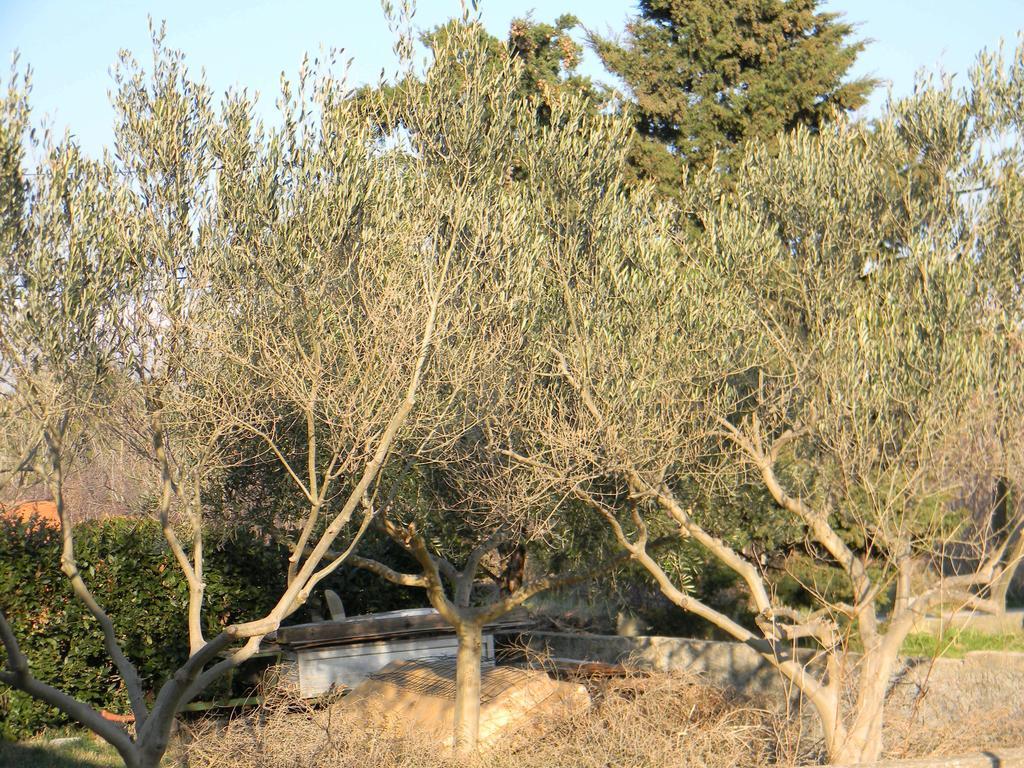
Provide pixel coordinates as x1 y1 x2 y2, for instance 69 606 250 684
1 0 1022 156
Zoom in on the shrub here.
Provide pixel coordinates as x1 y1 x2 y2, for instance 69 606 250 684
0 515 429 739
0 516 289 738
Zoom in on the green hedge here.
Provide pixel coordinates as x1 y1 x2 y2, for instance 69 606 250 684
0 514 432 739
0 516 294 738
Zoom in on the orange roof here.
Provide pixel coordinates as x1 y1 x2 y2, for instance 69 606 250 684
1 500 59 528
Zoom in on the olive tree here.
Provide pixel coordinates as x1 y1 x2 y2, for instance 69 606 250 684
502 44 1024 765
0 17 641 766
336 20 659 750
348 447 627 753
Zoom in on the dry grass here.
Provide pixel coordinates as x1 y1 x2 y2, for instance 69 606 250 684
883 704 1024 760
7 666 1018 767
182 670 811 768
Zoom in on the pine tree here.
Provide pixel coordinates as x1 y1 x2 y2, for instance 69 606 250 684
593 0 876 194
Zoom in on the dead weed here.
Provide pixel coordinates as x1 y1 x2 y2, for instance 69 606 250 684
183 670 808 768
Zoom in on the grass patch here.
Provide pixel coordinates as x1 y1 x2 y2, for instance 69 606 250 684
0 735 122 768
901 628 1024 658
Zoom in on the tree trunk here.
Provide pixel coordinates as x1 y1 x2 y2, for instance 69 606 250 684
832 706 883 764
832 713 883 764
991 568 1012 614
127 750 160 768
989 478 1017 615
829 648 895 764
120 709 177 768
135 737 171 768
453 621 483 754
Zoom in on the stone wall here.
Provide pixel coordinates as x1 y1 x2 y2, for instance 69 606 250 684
911 609 1024 636
886 650 1024 726
519 631 815 696
515 632 1024 733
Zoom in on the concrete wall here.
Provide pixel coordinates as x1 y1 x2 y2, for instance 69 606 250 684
520 631 818 696
911 609 1024 636
886 650 1024 726
517 632 1024 732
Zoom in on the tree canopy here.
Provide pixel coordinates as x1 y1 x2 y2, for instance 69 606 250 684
592 0 876 193
1 7 1022 767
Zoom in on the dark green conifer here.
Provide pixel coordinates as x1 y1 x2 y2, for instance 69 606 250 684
592 0 876 193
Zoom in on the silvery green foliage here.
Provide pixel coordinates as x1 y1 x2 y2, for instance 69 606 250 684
506 38 1024 765
0 19 670 766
